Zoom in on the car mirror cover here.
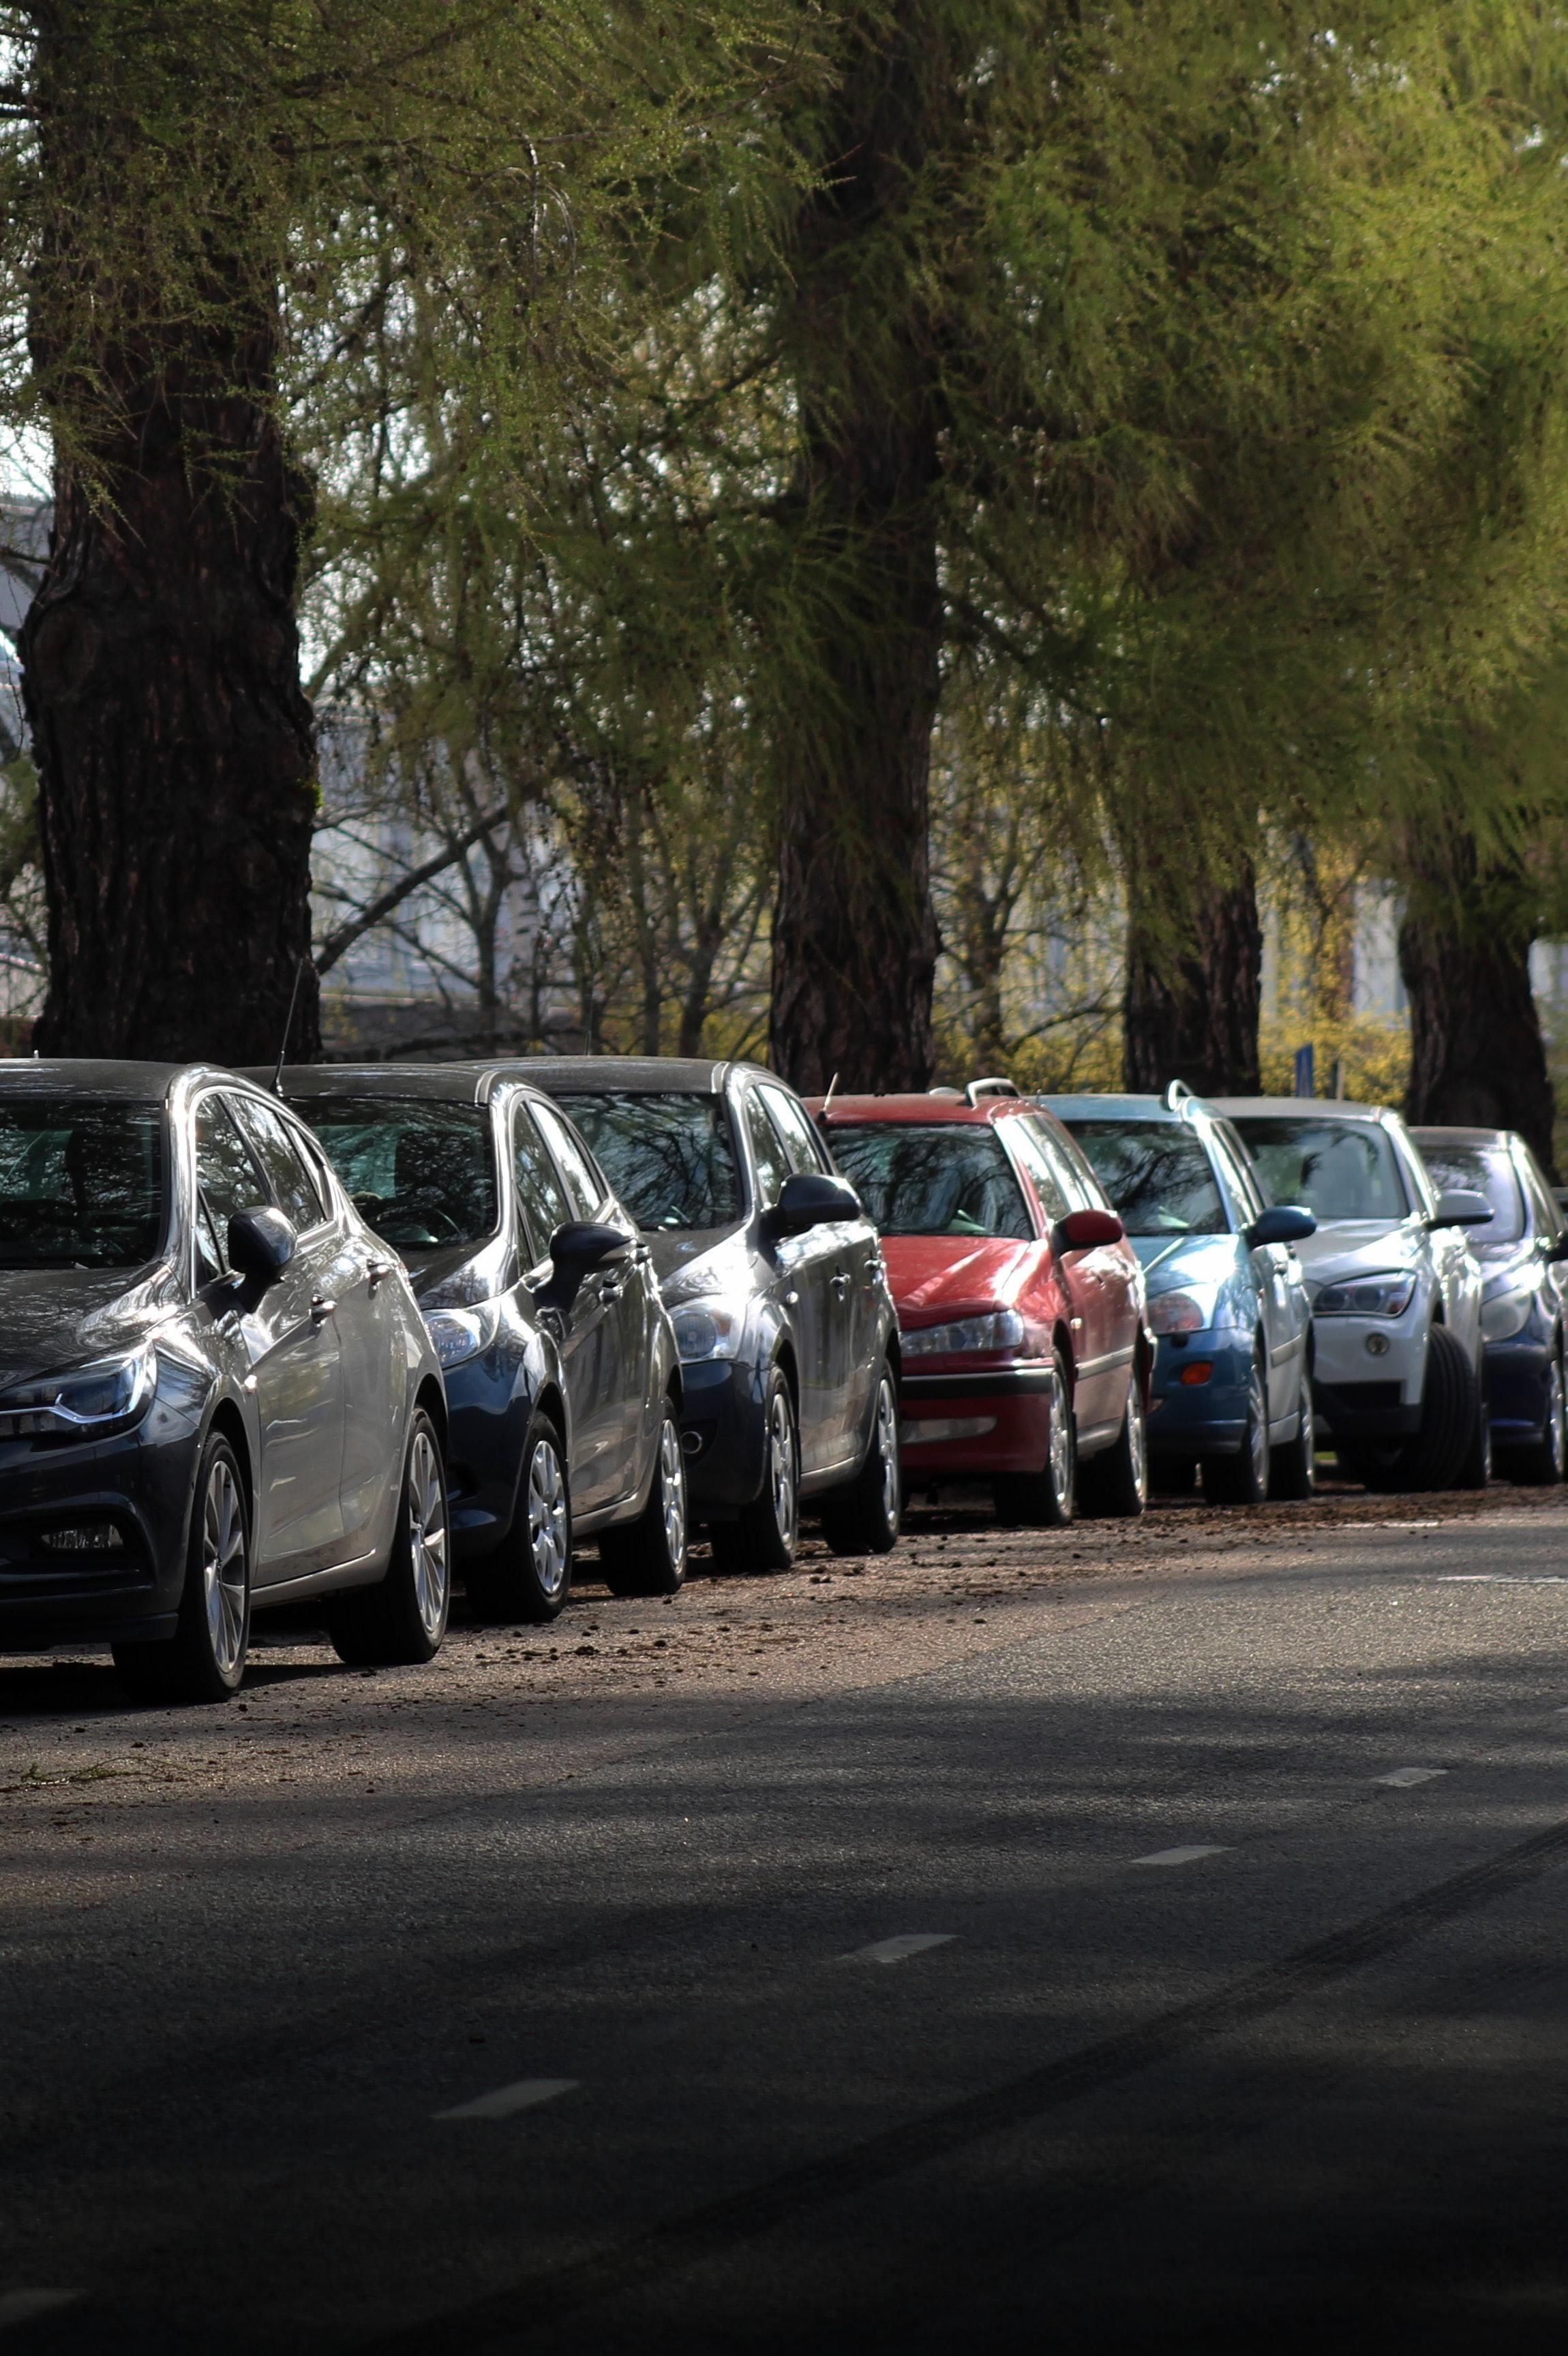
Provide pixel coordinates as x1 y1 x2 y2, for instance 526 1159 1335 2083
226 1205 297 1286
762 1171 860 1240
1249 1205 1317 1247
1430 1189 1495 1228
1057 1207 1124 1250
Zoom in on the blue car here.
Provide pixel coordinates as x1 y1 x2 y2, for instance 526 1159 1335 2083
1412 1126 1568 1483
1047 1086 1317 1500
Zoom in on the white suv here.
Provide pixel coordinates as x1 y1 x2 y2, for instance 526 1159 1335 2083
1216 1098 1490 1490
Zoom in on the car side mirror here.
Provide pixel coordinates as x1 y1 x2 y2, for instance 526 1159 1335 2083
226 1206 297 1289
762 1171 860 1242
1248 1204 1316 1248
1056 1207 1124 1250
534 1221 631 1314
1429 1189 1494 1228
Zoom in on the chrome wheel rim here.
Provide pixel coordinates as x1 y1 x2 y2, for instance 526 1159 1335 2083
1248 1371 1267 1492
408 1429 449 1640
528 1437 570 1599
659 1413 687 1571
875 1376 899 1528
1299 1381 1316 1484
1550 1360 1565 1481
201 1458 247 1677
768 1389 798 1548
1048 1363 1073 1510
1128 1383 1149 1504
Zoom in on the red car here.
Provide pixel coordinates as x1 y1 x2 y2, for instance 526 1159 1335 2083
812 1090 1150 1524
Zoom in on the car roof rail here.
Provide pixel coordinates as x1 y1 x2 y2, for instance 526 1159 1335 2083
928 1086 964 1100
1164 1078 1196 1111
967 1076 1021 1104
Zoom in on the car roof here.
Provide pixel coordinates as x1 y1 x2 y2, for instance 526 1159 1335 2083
1046 1092 1221 1125
485 1055 774 1096
263 1062 555 1113
1409 1124 1513 1149
0 1059 242 1101
1212 1096 1393 1122
814 1093 1030 1123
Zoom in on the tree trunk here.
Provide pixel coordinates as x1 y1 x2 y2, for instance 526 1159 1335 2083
18 20 318 1064
1123 861 1263 1096
1399 836 1556 1176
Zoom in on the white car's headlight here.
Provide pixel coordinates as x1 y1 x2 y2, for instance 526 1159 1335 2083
0 1342 157 1440
901 1310 1025 1358
1481 1288 1534 1343
1149 1289 1217 1336
1314 1271 1417 1318
671 1299 745 1363
423 1298 506 1370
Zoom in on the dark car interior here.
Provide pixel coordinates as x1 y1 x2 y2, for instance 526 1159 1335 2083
0 1101 164 1268
304 1098 499 1249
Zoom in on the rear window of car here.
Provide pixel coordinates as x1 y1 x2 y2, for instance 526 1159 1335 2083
1231 1117 1408 1222
559 1092 742 1231
0 1098 164 1269
295 1098 498 1248
827 1123 1031 1239
1417 1141 1524 1243
1063 1120 1228 1237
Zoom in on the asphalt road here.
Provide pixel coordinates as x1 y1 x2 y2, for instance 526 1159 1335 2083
3 1485 1567 2355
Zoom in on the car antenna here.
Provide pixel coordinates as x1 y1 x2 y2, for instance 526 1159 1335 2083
822 1072 839 1114
271 954 310 1098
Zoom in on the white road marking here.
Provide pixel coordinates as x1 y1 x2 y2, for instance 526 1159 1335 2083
1374 1766 1448 1788
1436 1574 1568 1585
1340 1520 1441 1530
843 1933 956 1965
434 2077 578 2121
0 2292 81 2329
1131 1845 1230 1867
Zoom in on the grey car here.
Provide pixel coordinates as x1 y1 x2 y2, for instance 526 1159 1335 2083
497 1058 902 1569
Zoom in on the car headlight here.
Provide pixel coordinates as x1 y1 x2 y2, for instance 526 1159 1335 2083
1313 1271 1417 1318
1481 1288 1534 1343
1148 1290 1214 1336
901 1310 1025 1358
0 1342 157 1440
423 1298 506 1370
671 1299 745 1363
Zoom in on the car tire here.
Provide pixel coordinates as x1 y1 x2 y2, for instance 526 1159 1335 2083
820 1362 902 1555
1078 1368 1148 1520
1505 1339 1567 1487
467 1413 572 1623
1268 1370 1316 1500
329 1410 451 1666
993 1349 1076 1528
600 1398 688 1598
709 1371 799 1573
112 1433 251 1706
1203 1350 1270 1506
1354 1323 1474 1494
1456 1355 1493 1490
1149 1457 1196 1498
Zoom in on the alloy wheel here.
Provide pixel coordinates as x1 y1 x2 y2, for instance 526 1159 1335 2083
873 1376 899 1528
1047 1362 1074 1513
1128 1382 1149 1505
200 1458 247 1678
1246 1368 1268 1492
407 1428 449 1643
768 1388 798 1549
1551 1357 1567 1481
528 1436 570 1601
659 1413 688 1571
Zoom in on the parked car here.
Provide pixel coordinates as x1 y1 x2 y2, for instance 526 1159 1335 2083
1412 1126 1568 1483
497 1057 902 1568
272 1066 686 1615
0 1061 449 1702
1216 1097 1491 1491
1049 1086 1317 1501
815 1085 1149 1525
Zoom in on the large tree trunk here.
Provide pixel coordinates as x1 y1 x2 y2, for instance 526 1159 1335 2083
1399 835 1556 1176
18 18 318 1064
1123 860 1262 1096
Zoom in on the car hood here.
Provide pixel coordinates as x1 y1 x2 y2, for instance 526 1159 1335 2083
400 1238 513 1310
0 1261 184 1385
652 1226 752 1303
1130 1233 1241 1286
881 1236 1037 1320
1291 1219 1427 1286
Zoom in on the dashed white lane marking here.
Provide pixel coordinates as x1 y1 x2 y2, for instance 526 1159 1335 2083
0 2292 81 2329
1374 1767 1449 1788
1131 1845 1230 1867
1343 1520 1441 1530
1436 1574 1568 1585
434 2077 578 2121
843 1933 956 1965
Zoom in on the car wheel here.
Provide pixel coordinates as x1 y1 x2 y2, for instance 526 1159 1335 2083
820 1362 902 1555
113 1433 251 1706
1079 1365 1149 1520
329 1410 450 1665
1505 1340 1566 1487
1267 1370 1316 1500
993 1348 1076 1528
468 1413 573 1623
601 1397 689 1597
1355 1323 1474 1494
1456 1356 1493 1490
710 1371 799 1573
1203 1352 1270 1506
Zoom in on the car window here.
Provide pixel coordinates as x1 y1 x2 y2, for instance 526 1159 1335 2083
560 1091 742 1231
1416 1140 1524 1243
513 1106 574 1261
531 1101 606 1222
1044 1119 1115 1213
1005 1119 1070 1222
826 1123 1032 1239
1209 1124 1266 1226
292 1098 498 1249
1231 1117 1408 1221
760 1085 829 1177
195 1095 270 1277
1520 1149 1561 1242
0 1096 164 1271
742 1089 791 1211
1064 1120 1228 1236
233 1096 325 1232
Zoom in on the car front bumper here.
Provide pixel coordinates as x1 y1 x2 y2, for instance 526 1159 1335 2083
1483 1319 1556 1448
442 1357 536 1561
676 1356 772 1511
0 1420 199 1650
897 1363 1057 1478
1146 1332 1252 1454
1308 1304 1426 1440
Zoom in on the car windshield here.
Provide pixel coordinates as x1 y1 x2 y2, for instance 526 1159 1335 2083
297 1098 497 1248
1064 1121 1228 1236
560 1092 742 1230
1417 1141 1523 1243
1231 1117 1408 1221
0 1098 164 1268
828 1123 1031 1239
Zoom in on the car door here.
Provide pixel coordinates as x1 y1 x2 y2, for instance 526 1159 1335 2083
541 1099 654 1498
1212 1120 1299 1425
1007 1115 1112 1430
761 1081 871 1464
526 1100 632 1514
742 1085 840 1475
194 1091 344 1581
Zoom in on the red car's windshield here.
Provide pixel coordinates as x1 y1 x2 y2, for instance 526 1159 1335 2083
828 1123 1031 1239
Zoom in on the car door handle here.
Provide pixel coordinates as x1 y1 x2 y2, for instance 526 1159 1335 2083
365 1258 393 1290
310 1295 336 1325
784 1288 799 1307
832 1271 851 1299
599 1280 624 1303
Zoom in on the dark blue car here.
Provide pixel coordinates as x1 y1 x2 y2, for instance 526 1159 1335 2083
1411 1126 1568 1483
